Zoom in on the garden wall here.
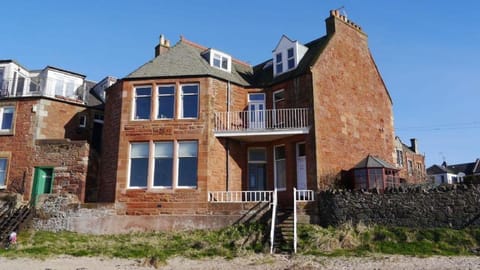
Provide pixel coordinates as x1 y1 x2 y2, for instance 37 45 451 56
318 184 480 228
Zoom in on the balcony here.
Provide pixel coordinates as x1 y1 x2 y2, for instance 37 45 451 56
214 108 310 141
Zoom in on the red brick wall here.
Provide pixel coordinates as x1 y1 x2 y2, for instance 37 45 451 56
310 14 395 189
0 97 96 202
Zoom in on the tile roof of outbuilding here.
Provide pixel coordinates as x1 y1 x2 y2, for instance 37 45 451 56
353 154 398 170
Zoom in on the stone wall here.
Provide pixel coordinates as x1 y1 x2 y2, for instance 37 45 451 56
318 184 480 228
33 194 272 234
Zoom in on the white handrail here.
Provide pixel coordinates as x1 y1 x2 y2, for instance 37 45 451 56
293 187 297 254
214 108 309 132
208 191 273 203
270 188 278 254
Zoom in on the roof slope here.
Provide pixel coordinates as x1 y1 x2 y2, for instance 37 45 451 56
353 155 397 170
427 159 480 175
126 41 253 86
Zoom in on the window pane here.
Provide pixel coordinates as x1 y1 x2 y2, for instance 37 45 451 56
276 53 282 63
154 158 173 186
155 142 173 157
178 157 197 187
248 93 265 101
275 146 285 159
0 158 6 186
287 48 294 58
135 97 151 119
276 63 283 74
129 158 148 187
297 143 306 157
179 141 198 157
274 91 285 102
213 57 221 68
1 108 14 130
131 143 149 157
182 85 198 94
221 57 228 69
288 59 295 69
136 87 151 96
276 159 286 189
249 148 266 162
158 86 174 95
182 95 198 118
158 95 174 118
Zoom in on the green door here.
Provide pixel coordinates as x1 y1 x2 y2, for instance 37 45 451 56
31 167 54 205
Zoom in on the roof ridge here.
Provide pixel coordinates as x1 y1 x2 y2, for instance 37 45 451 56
179 35 251 68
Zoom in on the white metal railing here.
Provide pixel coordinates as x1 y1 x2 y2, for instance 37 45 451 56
270 188 278 254
214 108 309 132
207 190 273 203
294 188 316 253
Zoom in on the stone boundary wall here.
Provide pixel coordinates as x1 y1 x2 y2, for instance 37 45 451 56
33 194 271 234
318 184 480 228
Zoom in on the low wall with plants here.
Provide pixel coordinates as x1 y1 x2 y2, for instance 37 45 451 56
318 184 480 228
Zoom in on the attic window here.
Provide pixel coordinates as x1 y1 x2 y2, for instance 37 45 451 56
287 48 295 70
206 49 231 72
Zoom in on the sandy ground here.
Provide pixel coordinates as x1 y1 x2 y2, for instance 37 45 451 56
1 254 480 269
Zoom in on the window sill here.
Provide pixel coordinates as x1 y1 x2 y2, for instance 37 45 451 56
0 131 14 136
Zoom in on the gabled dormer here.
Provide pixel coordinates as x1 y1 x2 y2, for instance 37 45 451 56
272 35 308 77
202 48 232 73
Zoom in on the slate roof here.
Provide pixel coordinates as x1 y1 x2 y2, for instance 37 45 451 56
353 155 398 170
427 159 480 175
126 40 253 86
125 35 332 88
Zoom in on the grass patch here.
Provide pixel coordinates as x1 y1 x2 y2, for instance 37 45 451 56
298 223 480 256
1 222 479 260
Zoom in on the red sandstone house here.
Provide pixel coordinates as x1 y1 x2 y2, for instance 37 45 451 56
394 137 426 184
99 10 400 223
0 59 115 204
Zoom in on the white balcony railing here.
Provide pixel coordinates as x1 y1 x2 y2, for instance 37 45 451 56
295 189 316 202
208 191 273 203
214 108 309 133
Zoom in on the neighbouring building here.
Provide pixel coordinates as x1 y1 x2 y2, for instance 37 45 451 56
427 159 480 185
394 136 426 184
99 10 396 227
0 59 115 203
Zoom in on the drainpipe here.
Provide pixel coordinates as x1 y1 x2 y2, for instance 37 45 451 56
226 81 231 191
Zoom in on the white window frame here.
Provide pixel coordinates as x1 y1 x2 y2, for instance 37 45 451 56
0 157 8 188
79 115 87 128
0 106 15 133
156 84 175 120
274 145 287 191
179 84 199 119
287 48 295 70
132 86 152 120
127 142 150 189
273 89 285 109
152 141 174 188
275 53 283 74
176 141 198 189
208 49 232 72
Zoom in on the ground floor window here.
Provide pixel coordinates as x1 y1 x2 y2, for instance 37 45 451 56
0 158 7 187
128 140 198 189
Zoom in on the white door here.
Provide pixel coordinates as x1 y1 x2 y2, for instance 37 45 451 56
296 142 307 190
248 93 265 129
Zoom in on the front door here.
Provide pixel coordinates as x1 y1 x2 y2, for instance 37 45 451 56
296 142 307 190
31 167 53 205
248 93 265 129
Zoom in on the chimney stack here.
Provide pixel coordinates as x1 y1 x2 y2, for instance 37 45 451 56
326 9 364 36
155 34 170 57
410 138 418 154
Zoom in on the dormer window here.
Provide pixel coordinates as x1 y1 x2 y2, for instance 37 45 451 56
272 35 308 77
203 49 232 73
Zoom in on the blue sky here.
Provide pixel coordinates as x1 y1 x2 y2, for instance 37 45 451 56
1 1 478 166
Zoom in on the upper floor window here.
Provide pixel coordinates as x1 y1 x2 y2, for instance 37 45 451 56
275 53 283 74
204 49 231 72
180 84 199 119
157 85 175 119
134 87 151 120
396 150 403 167
287 48 295 70
0 158 7 187
0 106 14 133
407 160 413 175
